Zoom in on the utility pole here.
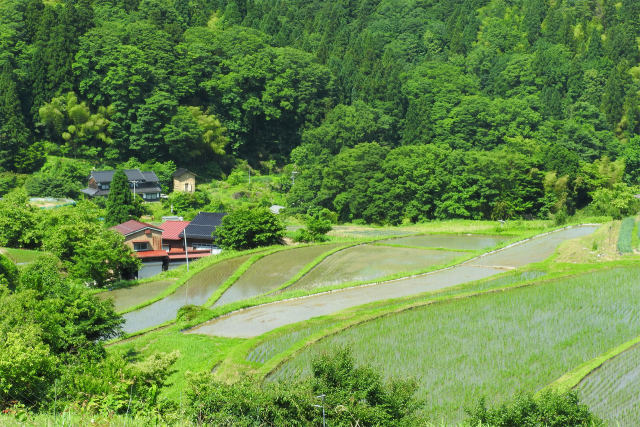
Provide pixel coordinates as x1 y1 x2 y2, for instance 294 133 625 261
291 170 299 186
183 230 189 272
313 394 326 427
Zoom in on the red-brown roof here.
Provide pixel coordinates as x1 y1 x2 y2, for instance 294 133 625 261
159 221 190 240
135 250 169 259
111 220 162 236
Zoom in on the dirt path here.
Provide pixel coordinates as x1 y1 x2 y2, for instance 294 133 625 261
186 225 599 338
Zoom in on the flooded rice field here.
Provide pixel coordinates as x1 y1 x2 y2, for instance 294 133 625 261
97 280 176 312
121 255 250 333
287 244 463 292
213 244 344 307
187 225 598 338
380 234 509 250
578 343 640 426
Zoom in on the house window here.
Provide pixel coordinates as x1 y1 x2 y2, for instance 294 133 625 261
99 184 109 190
184 183 190 191
133 242 149 251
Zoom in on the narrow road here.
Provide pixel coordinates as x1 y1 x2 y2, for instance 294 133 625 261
186 225 598 338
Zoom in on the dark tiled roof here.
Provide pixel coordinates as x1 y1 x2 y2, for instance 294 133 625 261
141 171 160 183
173 168 195 178
90 169 158 184
111 220 163 236
180 212 227 240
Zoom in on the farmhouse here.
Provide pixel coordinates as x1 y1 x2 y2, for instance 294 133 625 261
180 212 227 255
81 169 162 201
173 168 196 193
159 220 211 269
111 220 167 279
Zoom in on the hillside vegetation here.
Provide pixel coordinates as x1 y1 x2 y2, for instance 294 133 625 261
1 0 640 222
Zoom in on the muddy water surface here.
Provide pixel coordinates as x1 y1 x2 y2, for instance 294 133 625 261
122 255 250 333
288 245 463 291
214 244 343 307
188 225 598 338
97 280 176 312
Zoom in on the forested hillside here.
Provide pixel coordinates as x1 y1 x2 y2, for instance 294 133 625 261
2 0 640 222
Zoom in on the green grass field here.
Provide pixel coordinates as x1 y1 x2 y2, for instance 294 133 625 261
1 247 42 264
269 267 640 424
577 343 640 426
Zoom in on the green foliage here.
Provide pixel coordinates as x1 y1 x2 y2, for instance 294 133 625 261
216 208 285 250
163 189 210 217
68 229 141 287
25 157 92 198
54 351 179 415
0 254 18 291
587 183 640 219
617 217 635 254
0 322 57 409
0 190 40 249
38 92 112 158
0 173 18 197
0 252 125 408
186 348 420 425
106 169 135 226
294 209 333 243
464 391 603 427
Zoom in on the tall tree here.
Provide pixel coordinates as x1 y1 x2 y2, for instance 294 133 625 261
0 62 31 171
105 170 134 226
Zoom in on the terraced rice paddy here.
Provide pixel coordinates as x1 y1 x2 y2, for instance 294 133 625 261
122 255 250 333
269 267 640 424
214 244 343 307
379 234 509 250
287 244 463 291
97 280 176 312
247 270 546 365
578 344 640 426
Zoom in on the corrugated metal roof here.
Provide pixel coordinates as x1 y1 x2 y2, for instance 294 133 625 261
159 221 190 240
180 212 227 240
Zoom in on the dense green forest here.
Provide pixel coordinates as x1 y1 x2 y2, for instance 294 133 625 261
2 0 640 222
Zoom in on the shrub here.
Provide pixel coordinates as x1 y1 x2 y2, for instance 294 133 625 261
186 348 422 425
464 391 603 426
216 208 285 250
294 209 333 243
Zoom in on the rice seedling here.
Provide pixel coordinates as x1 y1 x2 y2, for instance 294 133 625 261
270 267 640 424
248 271 547 365
246 322 338 364
578 343 640 426
616 217 635 254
